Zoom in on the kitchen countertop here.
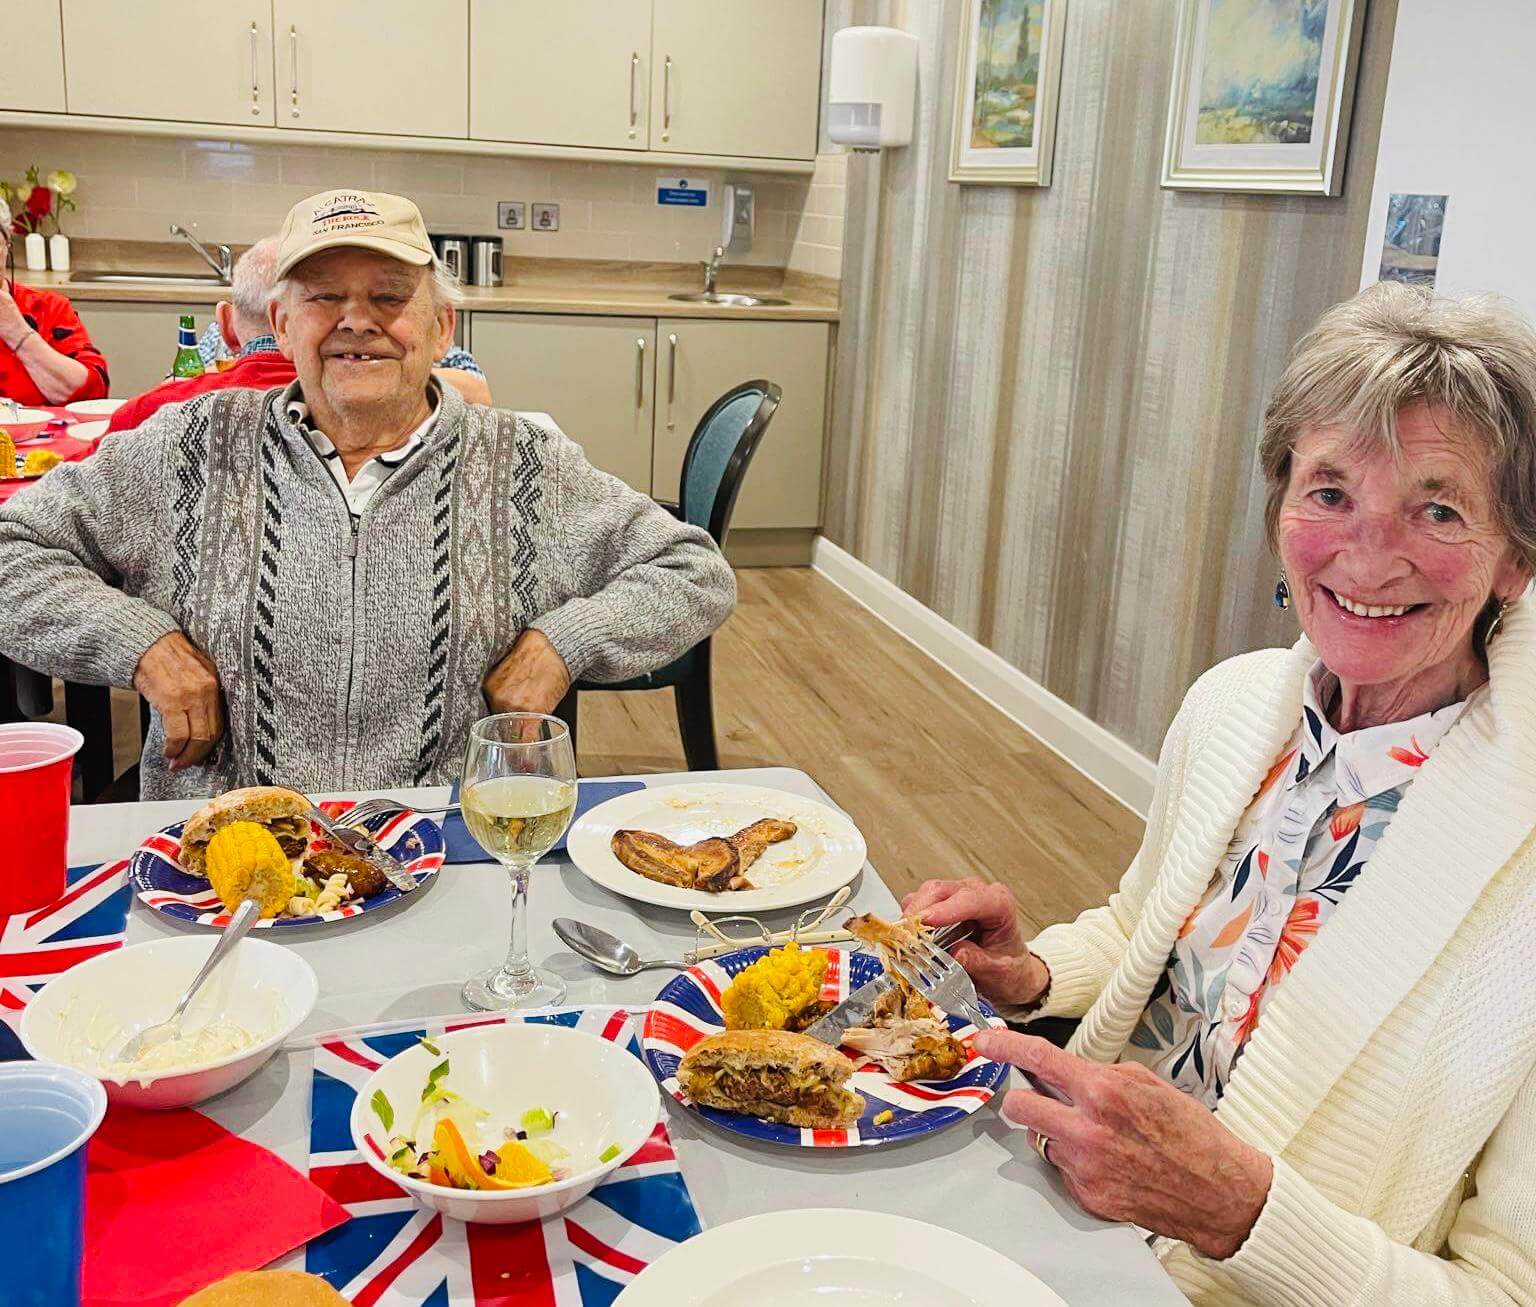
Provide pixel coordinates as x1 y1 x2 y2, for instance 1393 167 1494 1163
23 244 840 323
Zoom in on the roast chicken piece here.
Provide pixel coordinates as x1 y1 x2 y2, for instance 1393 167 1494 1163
611 817 799 892
839 912 972 1081
611 829 738 889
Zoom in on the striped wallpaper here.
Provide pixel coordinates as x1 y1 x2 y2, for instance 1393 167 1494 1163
824 0 1398 760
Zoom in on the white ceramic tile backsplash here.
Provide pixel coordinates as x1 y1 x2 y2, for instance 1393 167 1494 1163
0 129 846 278
787 153 847 281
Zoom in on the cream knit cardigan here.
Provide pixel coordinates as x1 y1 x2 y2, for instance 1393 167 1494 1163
1025 598 1536 1305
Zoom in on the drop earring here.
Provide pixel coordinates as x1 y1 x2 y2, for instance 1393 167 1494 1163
1273 571 1291 611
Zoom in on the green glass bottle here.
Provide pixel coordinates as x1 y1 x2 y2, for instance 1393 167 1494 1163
171 314 204 379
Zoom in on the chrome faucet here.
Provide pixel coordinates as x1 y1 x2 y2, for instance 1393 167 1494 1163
700 245 725 296
170 224 233 283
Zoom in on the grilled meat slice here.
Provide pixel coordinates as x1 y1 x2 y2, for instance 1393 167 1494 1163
611 829 739 890
726 818 798 881
304 846 388 899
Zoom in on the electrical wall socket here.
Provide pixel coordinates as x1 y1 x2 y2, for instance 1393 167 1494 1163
497 201 526 230
531 202 560 232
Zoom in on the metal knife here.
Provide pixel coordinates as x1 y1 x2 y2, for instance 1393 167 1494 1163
803 922 973 1047
304 803 420 895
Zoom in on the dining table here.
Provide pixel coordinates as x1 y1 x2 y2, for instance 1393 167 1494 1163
90 764 1185 1304
0 401 113 504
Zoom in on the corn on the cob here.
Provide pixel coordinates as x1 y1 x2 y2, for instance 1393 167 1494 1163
205 821 296 919
0 431 15 477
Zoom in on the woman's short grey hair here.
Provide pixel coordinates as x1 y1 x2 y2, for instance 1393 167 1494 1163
1261 281 1536 574
268 253 462 311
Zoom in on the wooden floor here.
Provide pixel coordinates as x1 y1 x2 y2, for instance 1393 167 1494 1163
578 568 1143 934
103 568 1143 934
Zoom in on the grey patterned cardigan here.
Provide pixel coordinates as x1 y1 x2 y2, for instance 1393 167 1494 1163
0 380 735 799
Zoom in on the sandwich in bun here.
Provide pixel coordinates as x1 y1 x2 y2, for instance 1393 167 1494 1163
678 1030 864 1128
180 786 312 876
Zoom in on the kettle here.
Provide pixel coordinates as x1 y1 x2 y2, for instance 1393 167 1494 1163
469 235 503 288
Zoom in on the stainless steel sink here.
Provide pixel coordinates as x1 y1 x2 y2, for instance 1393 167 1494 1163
667 291 789 307
70 270 228 286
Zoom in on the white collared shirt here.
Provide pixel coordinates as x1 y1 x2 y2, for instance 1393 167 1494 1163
285 393 437 518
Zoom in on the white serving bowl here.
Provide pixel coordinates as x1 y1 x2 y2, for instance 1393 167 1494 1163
19 935 317 1109
350 1022 661 1225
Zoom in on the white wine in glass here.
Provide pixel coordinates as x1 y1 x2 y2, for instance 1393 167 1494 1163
460 713 576 1011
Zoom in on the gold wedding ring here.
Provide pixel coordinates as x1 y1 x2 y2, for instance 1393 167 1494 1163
1033 1131 1052 1164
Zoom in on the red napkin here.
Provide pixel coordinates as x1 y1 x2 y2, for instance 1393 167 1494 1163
82 1106 350 1307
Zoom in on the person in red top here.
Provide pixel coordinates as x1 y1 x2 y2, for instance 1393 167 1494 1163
0 199 110 406
106 235 491 434
104 238 290 434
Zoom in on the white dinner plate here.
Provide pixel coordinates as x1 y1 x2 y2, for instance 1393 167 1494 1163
3 408 52 424
64 398 125 415
616 1209 1068 1306
67 419 108 441
565 782 867 912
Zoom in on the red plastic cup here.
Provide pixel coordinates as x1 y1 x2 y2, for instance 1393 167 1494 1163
0 723 84 914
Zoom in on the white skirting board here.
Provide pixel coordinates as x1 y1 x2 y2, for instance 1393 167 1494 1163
810 537 1158 817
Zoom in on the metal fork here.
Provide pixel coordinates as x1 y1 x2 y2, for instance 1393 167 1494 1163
339 797 459 827
885 934 994 1031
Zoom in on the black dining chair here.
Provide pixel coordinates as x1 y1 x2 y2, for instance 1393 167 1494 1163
555 378 782 773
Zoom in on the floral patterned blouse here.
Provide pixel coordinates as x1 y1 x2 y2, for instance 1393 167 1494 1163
1121 660 1468 1107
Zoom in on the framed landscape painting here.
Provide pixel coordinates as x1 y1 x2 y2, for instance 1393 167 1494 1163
949 0 1069 186
1162 0 1366 195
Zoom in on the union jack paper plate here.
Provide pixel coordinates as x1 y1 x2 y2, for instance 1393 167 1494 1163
642 946 1010 1148
128 803 444 929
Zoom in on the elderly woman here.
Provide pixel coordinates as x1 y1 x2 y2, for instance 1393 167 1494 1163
0 188 733 799
910 282 1536 1303
0 198 110 405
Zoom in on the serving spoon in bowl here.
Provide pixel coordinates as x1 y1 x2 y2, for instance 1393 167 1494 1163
113 898 262 1064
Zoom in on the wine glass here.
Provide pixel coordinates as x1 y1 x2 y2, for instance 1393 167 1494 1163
459 712 577 1011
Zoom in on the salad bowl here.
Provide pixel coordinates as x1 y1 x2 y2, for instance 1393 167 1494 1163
349 1021 661 1224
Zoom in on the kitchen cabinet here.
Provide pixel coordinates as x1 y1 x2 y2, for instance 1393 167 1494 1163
62 1 275 126
652 320 827 530
467 312 826 531
272 0 467 137
649 0 823 160
75 301 209 398
470 1 651 151
5 4 66 112
468 313 657 494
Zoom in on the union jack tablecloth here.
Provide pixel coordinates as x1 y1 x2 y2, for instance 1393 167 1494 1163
0 860 131 1028
305 1007 702 1305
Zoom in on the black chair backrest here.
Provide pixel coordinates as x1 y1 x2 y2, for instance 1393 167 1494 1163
678 379 782 545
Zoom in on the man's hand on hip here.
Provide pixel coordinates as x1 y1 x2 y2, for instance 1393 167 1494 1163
133 632 226 770
484 629 572 718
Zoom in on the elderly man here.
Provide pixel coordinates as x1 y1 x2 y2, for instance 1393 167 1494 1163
0 189 735 798
106 235 490 433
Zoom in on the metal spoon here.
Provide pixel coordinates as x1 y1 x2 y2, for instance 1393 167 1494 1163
553 918 696 976
114 898 262 1063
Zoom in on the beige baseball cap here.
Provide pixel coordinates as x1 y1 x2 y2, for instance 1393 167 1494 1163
275 189 434 278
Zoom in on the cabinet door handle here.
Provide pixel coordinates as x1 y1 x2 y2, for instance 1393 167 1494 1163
666 332 677 428
629 52 640 133
249 22 260 115
662 56 672 139
289 26 300 117
634 336 646 408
